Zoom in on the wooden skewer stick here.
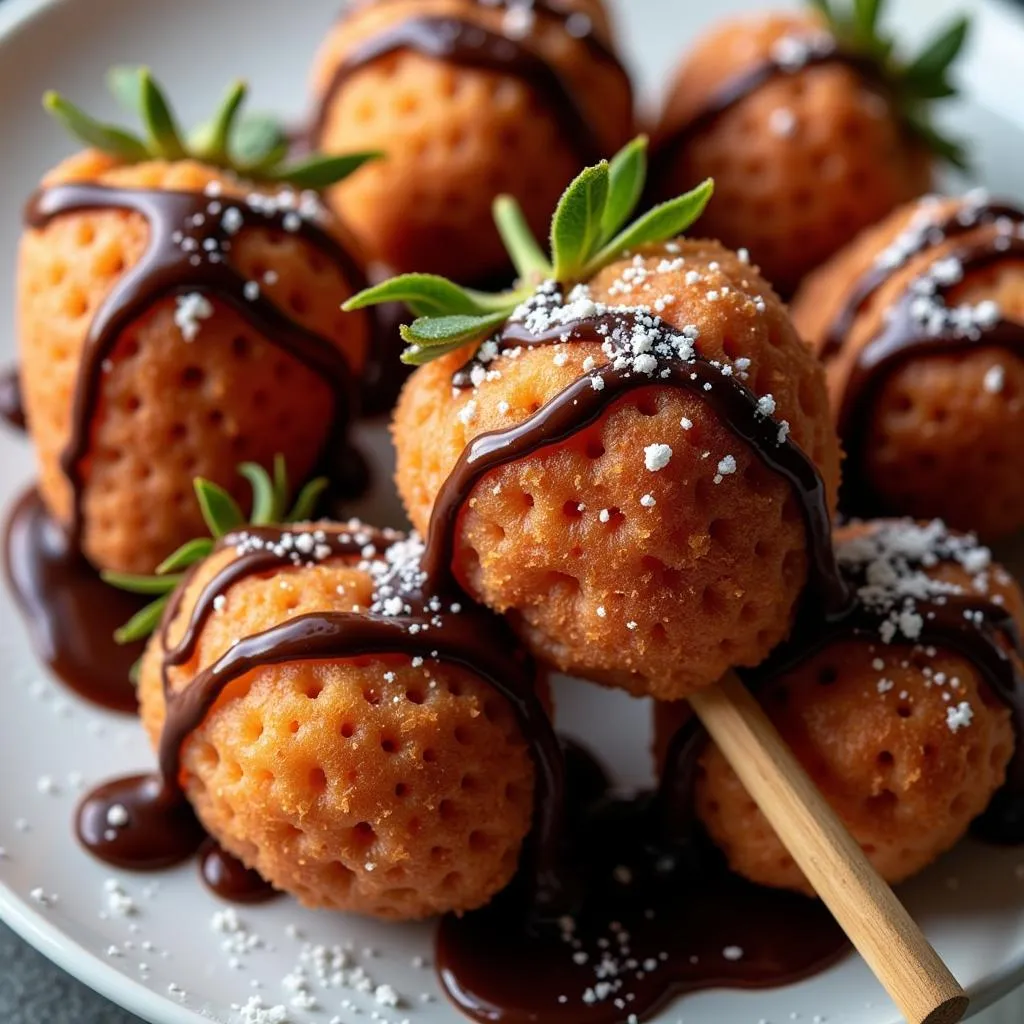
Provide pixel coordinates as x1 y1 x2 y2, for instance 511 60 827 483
689 671 969 1024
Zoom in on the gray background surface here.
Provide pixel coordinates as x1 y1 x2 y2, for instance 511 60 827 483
2 0 1024 1022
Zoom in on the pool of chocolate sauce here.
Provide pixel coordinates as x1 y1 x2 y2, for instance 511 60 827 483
3 489 142 714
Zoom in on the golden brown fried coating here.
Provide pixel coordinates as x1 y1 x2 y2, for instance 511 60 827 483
392 242 841 700
18 151 369 574
793 195 1024 539
653 12 932 295
137 529 538 919
654 522 1021 894
311 0 633 280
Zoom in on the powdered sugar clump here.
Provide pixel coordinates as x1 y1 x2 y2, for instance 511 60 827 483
174 292 214 342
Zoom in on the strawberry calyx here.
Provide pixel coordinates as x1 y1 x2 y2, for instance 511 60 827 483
103 456 328 650
808 0 970 169
343 136 714 366
44 67 379 189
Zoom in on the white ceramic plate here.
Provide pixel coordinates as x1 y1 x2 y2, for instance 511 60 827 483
2 0 1024 1022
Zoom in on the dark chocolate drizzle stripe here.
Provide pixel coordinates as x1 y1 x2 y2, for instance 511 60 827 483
155 525 566 908
837 234 1024 515
340 0 626 71
24 183 366 543
427 313 851 617
312 15 606 163
0 366 26 432
651 38 881 182
821 202 1024 359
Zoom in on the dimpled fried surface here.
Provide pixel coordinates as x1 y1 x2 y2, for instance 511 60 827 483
18 150 370 574
652 529 1022 894
794 196 1024 539
311 0 633 280
137 533 537 919
392 242 841 700
654 12 932 295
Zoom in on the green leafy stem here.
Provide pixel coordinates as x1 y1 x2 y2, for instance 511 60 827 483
103 456 327 647
343 135 713 365
44 66 380 189
809 0 971 168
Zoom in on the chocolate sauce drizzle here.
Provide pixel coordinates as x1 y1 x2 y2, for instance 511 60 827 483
67 296 1024 1018
820 202 1024 359
77 524 565 911
312 6 627 164
431 314 849 615
24 183 368 544
0 366 26 431
833 230 1024 517
650 36 879 193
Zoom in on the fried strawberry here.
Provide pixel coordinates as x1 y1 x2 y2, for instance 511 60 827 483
309 0 634 282
16 68 378 574
656 520 1020 893
792 192 1024 539
650 1 969 295
348 139 841 700
96 468 550 920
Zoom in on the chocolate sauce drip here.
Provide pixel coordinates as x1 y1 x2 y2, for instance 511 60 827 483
837 234 1024 517
650 40 879 193
24 183 367 542
431 314 850 616
311 15 606 163
75 773 206 870
0 366 26 431
199 838 280 903
4 488 141 713
436 740 848 1024
821 202 1024 359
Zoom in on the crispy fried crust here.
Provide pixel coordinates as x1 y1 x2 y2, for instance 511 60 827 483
392 242 840 699
653 530 1021 894
18 151 370 573
654 12 932 295
311 0 633 280
793 195 1024 539
137 534 538 919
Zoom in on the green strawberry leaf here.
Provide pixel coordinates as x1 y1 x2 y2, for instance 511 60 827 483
589 178 714 273
106 457 331 648
904 16 970 85
138 69 186 160
272 454 289 511
904 112 970 171
238 462 279 525
287 477 329 522
400 310 510 352
106 66 146 117
189 80 247 165
347 137 718 367
807 0 833 16
47 67 376 189
194 478 245 538
600 135 648 245
42 92 149 161
265 152 380 189
232 113 290 169
493 195 553 282
156 537 215 575
853 0 882 34
550 160 609 281
344 274 517 317
114 595 170 645
100 571 184 595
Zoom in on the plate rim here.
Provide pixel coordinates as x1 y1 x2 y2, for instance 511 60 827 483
0 0 1023 1021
